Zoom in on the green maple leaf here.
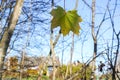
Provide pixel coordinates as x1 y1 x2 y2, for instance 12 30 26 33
51 6 82 36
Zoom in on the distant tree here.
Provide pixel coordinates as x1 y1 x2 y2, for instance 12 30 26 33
0 0 24 79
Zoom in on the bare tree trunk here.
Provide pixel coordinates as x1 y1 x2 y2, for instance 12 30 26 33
107 1 120 78
0 0 24 79
50 32 56 80
112 33 120 80
91 0 96 72
50 0 59 80
19 51 25 80
70 34 74 75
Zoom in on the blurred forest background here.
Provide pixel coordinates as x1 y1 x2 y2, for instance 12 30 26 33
0 0 120 80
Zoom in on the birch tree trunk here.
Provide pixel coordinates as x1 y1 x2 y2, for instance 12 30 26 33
91 0 96 72
0 0 24 79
